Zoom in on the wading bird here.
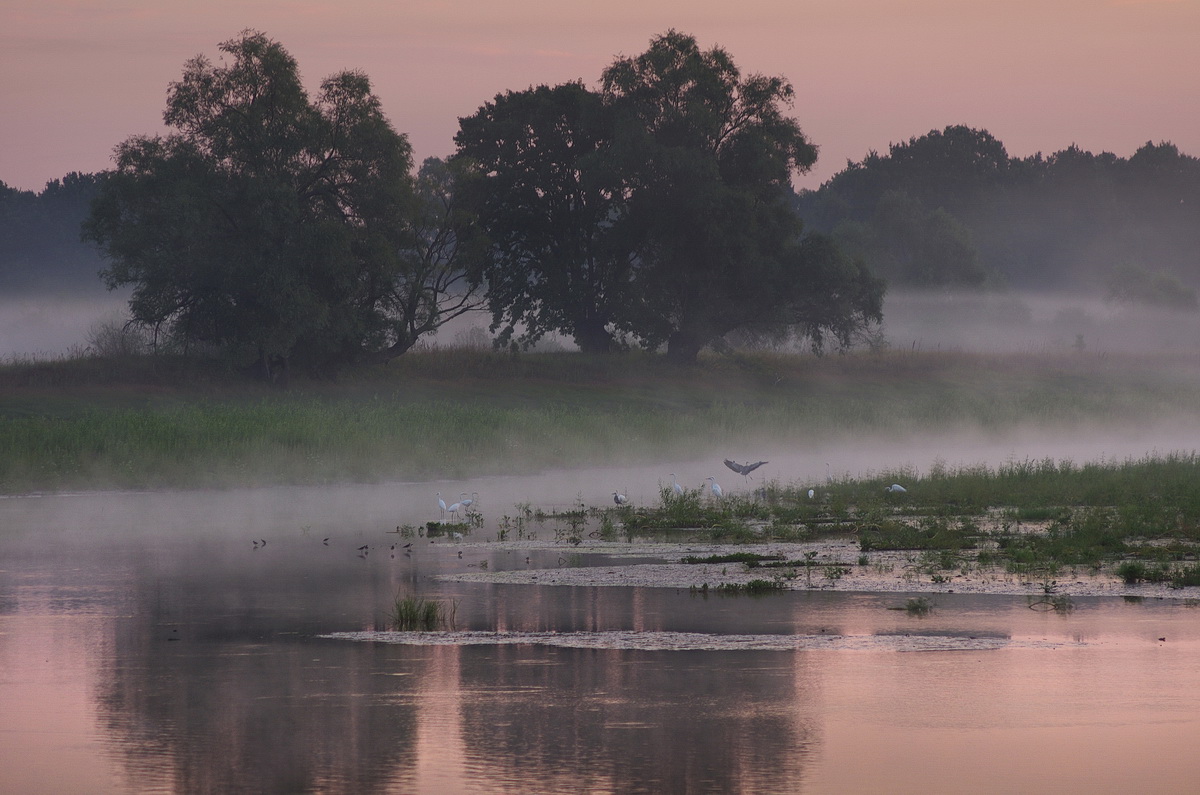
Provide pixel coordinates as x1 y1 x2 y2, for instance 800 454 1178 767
448 499 462 519
707 477 723 498
885 484 908 493
669 474 684 496
436 492 447 518
460 492 478 512
724 459 768 480
613 491 628 505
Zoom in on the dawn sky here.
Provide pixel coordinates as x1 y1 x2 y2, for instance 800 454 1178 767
2 0 1198 193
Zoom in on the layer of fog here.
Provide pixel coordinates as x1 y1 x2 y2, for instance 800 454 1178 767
7 414 1200 548
877 291 1200 356
5 288 1197 360
421 290 1200 357
0 292 128 359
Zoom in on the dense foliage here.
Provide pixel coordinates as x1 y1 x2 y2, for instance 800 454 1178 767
797 126 1200 295
0 173 106 292
457 31 885 361
8 31 1200 368
83 31 479 379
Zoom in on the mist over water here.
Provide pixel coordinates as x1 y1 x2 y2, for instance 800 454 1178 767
6 288 1200 792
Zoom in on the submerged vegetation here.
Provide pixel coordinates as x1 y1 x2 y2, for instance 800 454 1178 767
3 347 1200 494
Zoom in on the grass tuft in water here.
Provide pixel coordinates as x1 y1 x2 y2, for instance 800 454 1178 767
390 592 457 631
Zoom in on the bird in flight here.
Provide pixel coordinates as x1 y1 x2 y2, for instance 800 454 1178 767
724 459 768 479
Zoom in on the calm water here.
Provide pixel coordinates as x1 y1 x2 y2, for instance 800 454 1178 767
3 471 1200 794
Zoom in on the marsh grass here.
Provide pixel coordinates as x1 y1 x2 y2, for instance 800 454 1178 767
606 453 1200 585
390 592 457 631
5 348 1200 493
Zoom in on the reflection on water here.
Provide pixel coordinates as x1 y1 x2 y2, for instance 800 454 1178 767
3 485 1200 793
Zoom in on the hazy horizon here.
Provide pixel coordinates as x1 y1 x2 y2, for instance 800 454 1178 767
3 0 1198 193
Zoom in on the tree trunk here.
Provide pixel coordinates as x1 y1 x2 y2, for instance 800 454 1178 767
573 318 615 354
665 329 706 363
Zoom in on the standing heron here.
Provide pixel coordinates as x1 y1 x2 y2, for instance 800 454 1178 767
613 491 629 506
707 477 723 499
448 498 462 519
724 459 768 481
885 483 907 494
460 492 478 511
436 492 447 519
669 474 684 496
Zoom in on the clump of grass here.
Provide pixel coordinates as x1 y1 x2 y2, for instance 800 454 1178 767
390 593 457 631
904 597 932 616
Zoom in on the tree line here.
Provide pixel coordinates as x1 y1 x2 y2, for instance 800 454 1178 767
3 30 1198 377
795 125 1200 305
70 29 882 378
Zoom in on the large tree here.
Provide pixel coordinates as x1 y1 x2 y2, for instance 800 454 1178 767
85 31 445 378
601 30 883 360
378 156 486 360
454 81 633 352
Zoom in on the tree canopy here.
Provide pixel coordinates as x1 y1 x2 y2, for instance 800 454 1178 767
455 30 884 361
455 81 632 353
84 31 475 378
0 173 106 293
797 125 1200 291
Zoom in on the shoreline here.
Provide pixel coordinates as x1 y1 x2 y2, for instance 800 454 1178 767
435 538 1200 601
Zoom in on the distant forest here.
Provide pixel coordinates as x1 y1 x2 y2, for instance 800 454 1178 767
3 125 1199 304
795 126 1200 305
0 171 105 293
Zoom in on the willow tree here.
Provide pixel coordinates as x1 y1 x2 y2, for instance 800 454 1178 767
85 31 463 378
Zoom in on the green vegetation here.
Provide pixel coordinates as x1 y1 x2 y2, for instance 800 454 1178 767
389 592 457 631
3 348 1200 493
599 449 1200 588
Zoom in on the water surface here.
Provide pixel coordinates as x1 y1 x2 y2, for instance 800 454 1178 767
3 469 1200 793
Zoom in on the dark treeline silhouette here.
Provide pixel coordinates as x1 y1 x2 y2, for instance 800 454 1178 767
795 125 1200 301
74 29 884 374
7 48 1200 375
0 172 107 293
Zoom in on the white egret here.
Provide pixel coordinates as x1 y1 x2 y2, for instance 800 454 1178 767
448 499 462 519
807 488 815 499
707 477 723 498
613 491 628 505
885 484 907 493
460 492 478 511
436 492 447 518
669 474 684 496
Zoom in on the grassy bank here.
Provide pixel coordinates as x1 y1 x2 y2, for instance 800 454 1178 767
533 454 1200 588
2 348 1200 493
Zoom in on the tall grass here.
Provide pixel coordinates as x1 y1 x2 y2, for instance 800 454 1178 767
390 592 457 631
3 348 1200 493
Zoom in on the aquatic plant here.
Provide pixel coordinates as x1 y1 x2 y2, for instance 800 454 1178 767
389 593 457 631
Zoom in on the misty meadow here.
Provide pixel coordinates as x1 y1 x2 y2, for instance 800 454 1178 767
4 26 1200 795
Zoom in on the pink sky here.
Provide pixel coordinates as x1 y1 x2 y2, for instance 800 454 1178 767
2 0 1198 193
